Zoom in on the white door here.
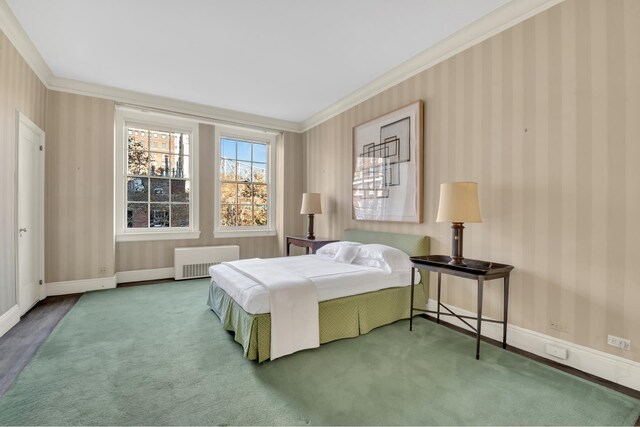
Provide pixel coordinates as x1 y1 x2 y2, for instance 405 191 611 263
17 112 45 315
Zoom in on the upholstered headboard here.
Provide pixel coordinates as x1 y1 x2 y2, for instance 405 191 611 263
343 229 430 257
343 229 430 288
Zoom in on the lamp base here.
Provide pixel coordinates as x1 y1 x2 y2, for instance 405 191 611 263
448 222 466 266
306 214 315 240
448 257 466 266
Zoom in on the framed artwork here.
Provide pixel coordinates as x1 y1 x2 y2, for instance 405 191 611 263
352 100 424 223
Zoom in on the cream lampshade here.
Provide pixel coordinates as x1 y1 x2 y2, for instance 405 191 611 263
436 182 482 265
300 193 322 239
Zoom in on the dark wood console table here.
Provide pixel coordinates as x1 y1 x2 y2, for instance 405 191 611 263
286 236 339 256
409 255 514 359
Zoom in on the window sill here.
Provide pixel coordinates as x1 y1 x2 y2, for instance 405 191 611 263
116 230 201 242
213 229 277 238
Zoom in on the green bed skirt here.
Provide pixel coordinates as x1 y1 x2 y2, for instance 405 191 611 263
207 281 427 362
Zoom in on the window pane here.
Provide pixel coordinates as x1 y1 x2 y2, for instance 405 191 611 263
252 163 266 183
253 184 267 204
171 204 189 227
254 204 267 226
221 138 236 160
253 143 267 163
237 160 251 182
128 138 149 175
220 204 237 226
150 204 170 227
238 183 252 204
238 204 253 226
171 133 189 156
149 152 171 177
127 177 148 202
127 203 148 228
128 128 148 149
221 183 237 205
171 179 190 203
150 178 170 202
170 153 189 178
220 158 236 181
237 141 252 161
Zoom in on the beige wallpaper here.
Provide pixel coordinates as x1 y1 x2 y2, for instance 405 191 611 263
115 127 304 271
303 0 640 362
0 30 47 315
41 92 304 277
45 91 115 283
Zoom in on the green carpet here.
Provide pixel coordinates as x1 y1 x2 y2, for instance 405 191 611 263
0 279 638 426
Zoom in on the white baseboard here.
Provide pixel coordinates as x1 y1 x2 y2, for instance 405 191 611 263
45 276 117 296
424 299 640 391
0 305 20 338
115 267 174 284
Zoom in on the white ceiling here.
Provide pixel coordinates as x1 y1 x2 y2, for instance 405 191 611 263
7 0 509 123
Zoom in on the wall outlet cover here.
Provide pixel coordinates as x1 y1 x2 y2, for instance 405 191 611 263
545 343 568 360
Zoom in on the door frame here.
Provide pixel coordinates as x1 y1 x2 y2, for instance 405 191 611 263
15 110 46 312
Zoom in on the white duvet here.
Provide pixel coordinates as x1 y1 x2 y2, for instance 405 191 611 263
208 254 415 315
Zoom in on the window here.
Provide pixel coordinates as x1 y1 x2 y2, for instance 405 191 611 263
115 107 199 241
214 125 276 237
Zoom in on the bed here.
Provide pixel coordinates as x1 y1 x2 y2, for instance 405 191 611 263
207 229 430 362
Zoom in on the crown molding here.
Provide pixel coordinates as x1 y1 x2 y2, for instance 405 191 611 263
0 0 300 133
300 0 564 132
0 0 53 84
48 76 301 133
2 0 563 135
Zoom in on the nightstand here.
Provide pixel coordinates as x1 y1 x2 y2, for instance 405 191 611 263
409 255 514 359
286 236 339 256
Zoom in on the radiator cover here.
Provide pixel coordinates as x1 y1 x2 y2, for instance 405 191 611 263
174 245 239 280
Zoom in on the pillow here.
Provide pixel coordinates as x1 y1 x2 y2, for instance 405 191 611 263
352 244 412 273
315 241 362 258
333 245 360 264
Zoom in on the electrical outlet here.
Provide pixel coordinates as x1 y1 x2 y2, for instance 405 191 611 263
98 266 107 275
545 343 568 360
607 335 631 350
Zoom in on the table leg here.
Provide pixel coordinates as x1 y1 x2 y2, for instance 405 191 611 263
305 246 310 255
437 272 442 324
409 267 416 331
503 275 510 349
476 278 484 360
286 241 290 256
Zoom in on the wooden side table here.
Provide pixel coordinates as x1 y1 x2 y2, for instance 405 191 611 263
286 236 339 256
409 255 514 359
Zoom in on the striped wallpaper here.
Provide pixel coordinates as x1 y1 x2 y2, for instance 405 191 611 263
45 91 115 283
302 0 640 362
0 30 47 315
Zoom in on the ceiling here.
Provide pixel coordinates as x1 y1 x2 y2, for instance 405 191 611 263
7 0 509 124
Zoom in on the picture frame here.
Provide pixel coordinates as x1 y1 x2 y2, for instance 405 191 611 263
352 100 424 223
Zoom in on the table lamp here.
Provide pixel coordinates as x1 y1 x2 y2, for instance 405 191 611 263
300 193 322 239
436 182 482 266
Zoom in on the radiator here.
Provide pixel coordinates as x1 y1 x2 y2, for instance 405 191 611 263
174 245 239 280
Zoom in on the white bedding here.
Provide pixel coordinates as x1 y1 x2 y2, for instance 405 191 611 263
218 258 319 360
208 254 415 315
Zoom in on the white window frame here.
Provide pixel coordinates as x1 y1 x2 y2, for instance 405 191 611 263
214 125 276 238
115 107 200 242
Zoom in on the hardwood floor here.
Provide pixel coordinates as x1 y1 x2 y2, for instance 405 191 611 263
0 294 81 397
0 292 638 426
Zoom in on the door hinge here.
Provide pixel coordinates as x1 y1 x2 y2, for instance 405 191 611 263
39 145 43 151
39 279 43 285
